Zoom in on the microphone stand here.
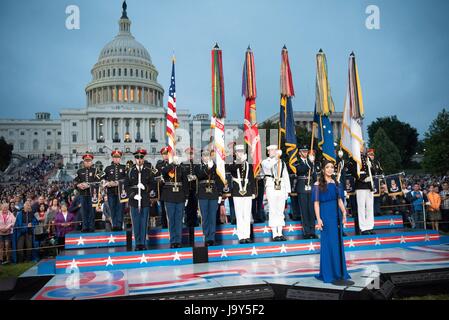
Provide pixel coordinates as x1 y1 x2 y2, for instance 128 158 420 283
332 177 355 287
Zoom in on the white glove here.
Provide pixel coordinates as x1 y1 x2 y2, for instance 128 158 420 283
137 183 145 190
277 150 282 157
208 160 214 169
241 154 247 162
185 199 189 206
308 155 315 163
338 150 344 158
251 194 256 199
218 196 222 204
173 156 179 165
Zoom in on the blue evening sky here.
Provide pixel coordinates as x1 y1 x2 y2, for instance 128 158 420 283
0 0 448 137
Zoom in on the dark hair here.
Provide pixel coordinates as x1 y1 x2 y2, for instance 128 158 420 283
319 159 335 192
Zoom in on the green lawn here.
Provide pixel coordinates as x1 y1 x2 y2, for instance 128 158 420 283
0 262 36 280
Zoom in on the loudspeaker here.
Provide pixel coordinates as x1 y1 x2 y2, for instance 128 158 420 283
193 246 208 264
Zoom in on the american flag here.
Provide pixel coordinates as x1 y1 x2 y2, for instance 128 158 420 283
166 57 179 163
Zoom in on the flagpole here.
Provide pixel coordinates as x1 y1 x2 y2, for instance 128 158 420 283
307 122 316 187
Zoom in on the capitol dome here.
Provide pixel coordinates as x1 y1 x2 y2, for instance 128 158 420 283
85 1 164 109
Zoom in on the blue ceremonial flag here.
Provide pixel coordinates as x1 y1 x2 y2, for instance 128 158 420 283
314 104 336 162
280 95 298 173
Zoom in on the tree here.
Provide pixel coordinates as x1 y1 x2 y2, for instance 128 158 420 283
0 137 13 171
371 127 402 174
367 116 418 167
422 109 449 175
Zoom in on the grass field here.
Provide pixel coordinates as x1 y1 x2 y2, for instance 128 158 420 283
0 262 35 279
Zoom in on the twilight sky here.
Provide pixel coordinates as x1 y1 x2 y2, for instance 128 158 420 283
0 0 448 137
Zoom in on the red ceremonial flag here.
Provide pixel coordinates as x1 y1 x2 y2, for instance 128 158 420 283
242 47 261 176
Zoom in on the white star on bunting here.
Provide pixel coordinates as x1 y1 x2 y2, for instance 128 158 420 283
220 248 228 258
263 226 270 234
279 244 288 253
232 228 237 236
105 256 114 266
172 251 181 261
348 239 355 248
108 235 116 243
390 218 395 226
400 236 406 244
308 241 316 251
69 258 78 270
77 236 85 246
288 224 295 232
140 253 149 264
251 246 258 256
374 237 381 246
424 234 431 242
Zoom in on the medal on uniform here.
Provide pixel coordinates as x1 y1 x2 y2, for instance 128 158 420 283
205 185 213 194
172 185 180 192
305 185 312 191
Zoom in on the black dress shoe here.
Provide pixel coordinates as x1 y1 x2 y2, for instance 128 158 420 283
245 238 253 244
303 234 310 240
175 243 182 248
369 230 376 235
361 231 370 235
239 239 246 244
273 236 281 242
170 244 175 248
280 235 287 241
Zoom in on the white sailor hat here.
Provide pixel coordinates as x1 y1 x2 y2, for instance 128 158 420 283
235 144 245 152
266 145 278 151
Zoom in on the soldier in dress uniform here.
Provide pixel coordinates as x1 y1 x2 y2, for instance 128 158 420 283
126 148 156 251
103 150 127 231
74 152 101 232
347 148 381 235
295 145 318 239
226 145 256 244
160 155 189 248
155 147 170 228
181 147 199 229
195 150 224 246
261 145 291 241
367 148 383 217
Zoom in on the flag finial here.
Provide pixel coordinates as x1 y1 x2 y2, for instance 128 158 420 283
214 42 220 49
350 51 355 56
283 44 287 50
247 45 251 51
318 48 323 53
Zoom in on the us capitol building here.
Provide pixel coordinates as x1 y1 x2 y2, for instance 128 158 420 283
0 2 342 170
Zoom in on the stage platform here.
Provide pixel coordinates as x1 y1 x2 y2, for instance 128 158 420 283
27 244 449 300
7 214 449 300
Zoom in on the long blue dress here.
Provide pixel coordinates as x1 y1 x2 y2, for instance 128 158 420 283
312 183 351 283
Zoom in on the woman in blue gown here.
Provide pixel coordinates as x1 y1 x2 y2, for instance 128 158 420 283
312 159 351 283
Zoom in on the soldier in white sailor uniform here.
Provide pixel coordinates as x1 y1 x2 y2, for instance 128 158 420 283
347 149 381 235
261 145 291 241
226 145 256 244
103 150 127 231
